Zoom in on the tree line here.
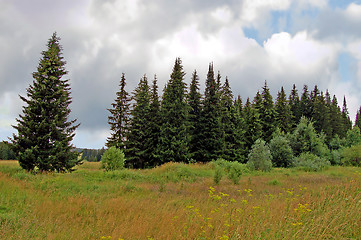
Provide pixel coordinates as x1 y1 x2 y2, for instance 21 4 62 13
107 57 358 168
7 33 361 172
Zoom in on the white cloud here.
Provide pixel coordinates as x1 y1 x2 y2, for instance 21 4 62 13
264 31 340 73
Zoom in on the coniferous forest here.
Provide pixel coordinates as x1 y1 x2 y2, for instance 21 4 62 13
107 57 361 169
8 34 361 172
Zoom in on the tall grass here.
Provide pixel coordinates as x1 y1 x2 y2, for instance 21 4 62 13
0 160 360 239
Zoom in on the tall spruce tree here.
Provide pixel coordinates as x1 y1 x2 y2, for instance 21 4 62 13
300 85 312 119
354 107 361 129
275 86 292 133
159 58 190 163
11 33 80 172
126 75 151 168
244 97 262 159
188 70 203 161
289 84 301 129
341 96 352 133
106 73 130 149
329 95 344 138
196 63 224 161
220 77 245 161
148 75 161 167
260 81 276 142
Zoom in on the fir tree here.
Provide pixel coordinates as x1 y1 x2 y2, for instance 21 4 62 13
159 58 190 163
260 81 276 142
354 106 361 130
106 73 130 150
188 70 202 161
289 84 301 129
341 96 352 133
11 33 80 172
275 86 292 133
300 85 312 119
196 63 224 161
311 87 331 138
126 75 151 168
243 97 262 160
234 95 243 117
220 77 245 162
329 95 344 138
148 75 161 166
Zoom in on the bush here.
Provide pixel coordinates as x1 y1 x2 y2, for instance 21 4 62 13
342 145 361 167
292 152 330 172
247 139 272 172
269 130 294 168
288 117 329 158
100 147 125 171
211 158 248 184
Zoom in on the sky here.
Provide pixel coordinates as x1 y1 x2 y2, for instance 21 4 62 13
1 0 361 149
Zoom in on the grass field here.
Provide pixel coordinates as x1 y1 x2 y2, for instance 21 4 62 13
0 160 360 239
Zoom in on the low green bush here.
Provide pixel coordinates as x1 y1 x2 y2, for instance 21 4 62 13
101 147 125 171
247 139 272 172
211 158 248 184
342 145 361 167
292 152 330 172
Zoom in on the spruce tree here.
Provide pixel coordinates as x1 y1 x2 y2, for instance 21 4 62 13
243 97 262 159
220 77 245 162
354 107 361 130
341 96 352 133
329 95 344 138
188 70 203 161
148 75 161 166
106 73 130 150
300 85 312 119
159 58 190 163
275 86 292 133
260 81 276 142
196 63 224 161
289 84 301 129
126 75 151 168
11 33 80 172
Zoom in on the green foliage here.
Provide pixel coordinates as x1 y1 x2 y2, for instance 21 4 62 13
11 33 80 173
243 97 262 158
195 63 224 161
247 139 273 172
292 152 330 172
344 126 361 148
259 81 276 142
159 58 190 163
275 87 292 133
126 75 152 168
342 145 361 167
101 147 125 171
288 84 301 130
288 117 329 158
211 158 248 184
269 129 294 168
106 73 130 149
0 142 16 160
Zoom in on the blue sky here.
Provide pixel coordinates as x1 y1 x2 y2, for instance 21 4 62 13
1 0 361 148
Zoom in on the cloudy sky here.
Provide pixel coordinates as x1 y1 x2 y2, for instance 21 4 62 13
1 0 361 149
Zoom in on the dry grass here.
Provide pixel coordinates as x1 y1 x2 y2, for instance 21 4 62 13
0 161 360 239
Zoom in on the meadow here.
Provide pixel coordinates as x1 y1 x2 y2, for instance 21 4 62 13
0 160 360 240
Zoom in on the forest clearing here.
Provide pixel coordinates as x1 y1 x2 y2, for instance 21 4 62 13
0 160 360 239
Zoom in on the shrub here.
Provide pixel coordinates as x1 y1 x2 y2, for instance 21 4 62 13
269 130 294 168
100 147 125 171
292 152 330 172
288 117 329 158
211 158 248 184
247 139 272 172
342 145 361 167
